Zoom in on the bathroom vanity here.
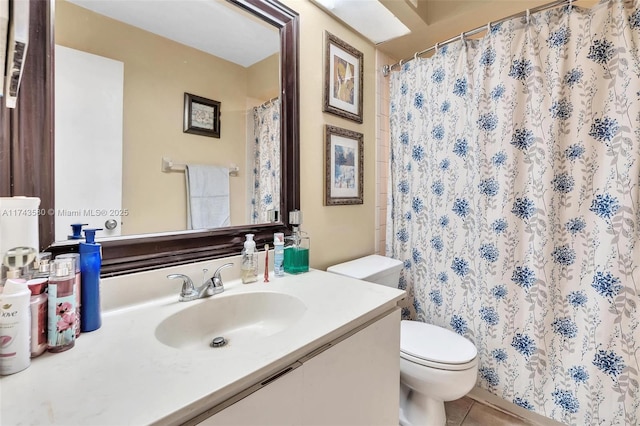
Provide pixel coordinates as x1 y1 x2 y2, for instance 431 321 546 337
0 257 405 425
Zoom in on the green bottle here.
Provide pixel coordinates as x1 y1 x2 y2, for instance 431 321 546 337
283 226 309 274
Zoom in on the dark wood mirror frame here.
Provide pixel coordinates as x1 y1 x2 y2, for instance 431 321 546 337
0 0 299 276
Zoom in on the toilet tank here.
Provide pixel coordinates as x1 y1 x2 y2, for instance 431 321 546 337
326 255 403 288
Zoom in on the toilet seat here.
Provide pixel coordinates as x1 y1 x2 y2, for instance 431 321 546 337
400 351 478 371
400 320 478 371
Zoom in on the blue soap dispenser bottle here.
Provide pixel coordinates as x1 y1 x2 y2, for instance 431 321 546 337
68 223 88 240
79 228 102 332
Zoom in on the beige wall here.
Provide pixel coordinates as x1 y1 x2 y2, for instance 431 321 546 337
375 50 395 257
56 1 277 235
58 0 380 270
247 54 280 100
279 0 378 270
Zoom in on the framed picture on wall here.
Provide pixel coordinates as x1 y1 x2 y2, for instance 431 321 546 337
323 32 363 123
183 92 221 138
325 125 363 205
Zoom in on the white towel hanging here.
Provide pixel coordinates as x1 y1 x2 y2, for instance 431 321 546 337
185 164 230 229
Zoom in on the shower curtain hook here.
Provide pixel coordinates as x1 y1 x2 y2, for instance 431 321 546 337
414 51 419 61
435 42 439 53
526 9 530 24
487 21 492 33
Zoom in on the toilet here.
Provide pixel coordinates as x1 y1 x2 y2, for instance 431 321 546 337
327 255 478 426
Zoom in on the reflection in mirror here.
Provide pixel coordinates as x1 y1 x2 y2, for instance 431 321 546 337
54 0 281 241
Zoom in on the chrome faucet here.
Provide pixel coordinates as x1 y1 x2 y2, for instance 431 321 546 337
167 263 234 302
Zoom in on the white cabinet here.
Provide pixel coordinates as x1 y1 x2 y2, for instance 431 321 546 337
201 366 304 425
199 308 400 425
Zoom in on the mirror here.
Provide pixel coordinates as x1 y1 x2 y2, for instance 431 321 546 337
9 0 299 274
54 0 281 240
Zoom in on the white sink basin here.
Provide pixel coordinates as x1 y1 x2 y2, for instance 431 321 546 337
155 291 307 350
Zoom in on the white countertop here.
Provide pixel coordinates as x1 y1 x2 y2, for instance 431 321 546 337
0 261 405 426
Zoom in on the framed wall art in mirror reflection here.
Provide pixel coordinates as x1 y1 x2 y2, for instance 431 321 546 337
323 32 363 123
183 93 221 138
325 125 363 206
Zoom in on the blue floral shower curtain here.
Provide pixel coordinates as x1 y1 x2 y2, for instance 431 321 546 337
251 100 280 223
387 1 640 424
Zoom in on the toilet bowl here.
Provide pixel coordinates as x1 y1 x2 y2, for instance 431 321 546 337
399 320 478 426
327 255 479 426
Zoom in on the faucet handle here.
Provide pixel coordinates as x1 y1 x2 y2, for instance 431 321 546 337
211 263 234 289
167 273 198 302
213 263 233 278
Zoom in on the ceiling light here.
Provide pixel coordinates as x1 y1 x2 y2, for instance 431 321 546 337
313 0 410 44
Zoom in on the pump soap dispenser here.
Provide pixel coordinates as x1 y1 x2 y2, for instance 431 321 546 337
283 210 309 274
68 223 88 240
241 234 258 284
79 228 102 332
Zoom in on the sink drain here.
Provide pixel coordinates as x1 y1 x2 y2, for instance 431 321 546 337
210 336 227 348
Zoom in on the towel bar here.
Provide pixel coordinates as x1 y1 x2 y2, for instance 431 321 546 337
161 157 239 176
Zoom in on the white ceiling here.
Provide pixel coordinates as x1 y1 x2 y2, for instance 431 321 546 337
66 0 598 70
67 0 280 67
311 0 410 44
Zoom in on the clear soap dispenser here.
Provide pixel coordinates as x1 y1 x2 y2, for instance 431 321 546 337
241 234 259 283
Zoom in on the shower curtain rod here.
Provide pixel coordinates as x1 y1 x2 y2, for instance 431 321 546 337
260 96 279 107
382 0 570 76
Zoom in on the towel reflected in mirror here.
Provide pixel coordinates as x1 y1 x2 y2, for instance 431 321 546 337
185 164 230 229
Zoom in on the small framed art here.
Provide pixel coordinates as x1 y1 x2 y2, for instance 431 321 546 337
183 92 221 138
325 125 363 205
323 32 363 123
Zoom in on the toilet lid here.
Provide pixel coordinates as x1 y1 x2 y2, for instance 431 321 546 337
400 320 477 364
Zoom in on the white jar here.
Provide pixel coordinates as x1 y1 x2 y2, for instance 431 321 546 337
0 279 31 375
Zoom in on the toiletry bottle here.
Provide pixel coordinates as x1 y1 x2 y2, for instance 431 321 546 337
47 258 76 353
67 223 88 240
4 268 22 280
57 253 81 337
2 246 37 284
79 228 102 332
284 226 310 274
26 278 48 357
263 244 270 282
33 252 52 279
0 279 32 375
273 233 285 277
241 234 258 284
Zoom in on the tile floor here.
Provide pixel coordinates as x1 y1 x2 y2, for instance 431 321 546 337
445 397 532 426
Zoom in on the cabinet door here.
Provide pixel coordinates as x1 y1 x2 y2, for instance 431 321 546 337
200 365 303 426
301 309 400 425
198 308 400 425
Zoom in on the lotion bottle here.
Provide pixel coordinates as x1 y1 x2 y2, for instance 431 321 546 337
32 252 52 280
241 234 258 284
79 229 102 332
26 278 48 357
0 279 32 375
57 253 81 337
47 258 76 353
